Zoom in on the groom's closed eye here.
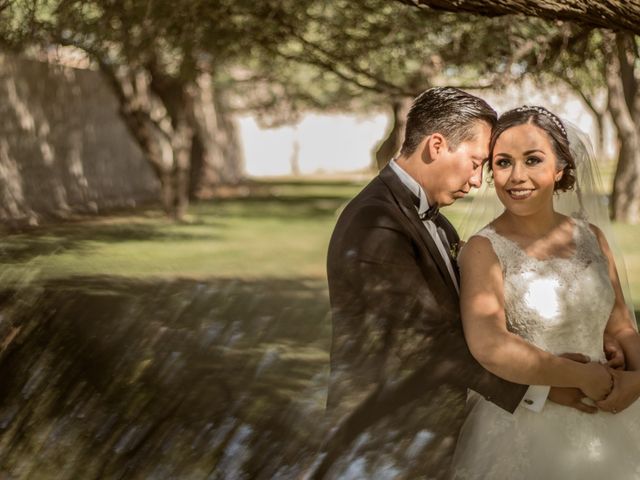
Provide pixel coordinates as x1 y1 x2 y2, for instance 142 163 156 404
471 156 486 169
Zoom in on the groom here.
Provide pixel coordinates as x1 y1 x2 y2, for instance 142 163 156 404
314 87 617 478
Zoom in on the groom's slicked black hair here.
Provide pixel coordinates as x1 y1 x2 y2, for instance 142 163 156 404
400 86 497 156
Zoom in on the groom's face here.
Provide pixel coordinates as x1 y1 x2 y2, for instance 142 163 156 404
427 121 491 207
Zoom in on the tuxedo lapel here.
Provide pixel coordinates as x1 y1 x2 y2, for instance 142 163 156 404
434 216 461 284
379 165 459 296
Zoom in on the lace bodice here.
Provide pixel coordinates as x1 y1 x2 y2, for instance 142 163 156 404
476 217 615 362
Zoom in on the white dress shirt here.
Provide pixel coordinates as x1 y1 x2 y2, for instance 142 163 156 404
388 159 549 413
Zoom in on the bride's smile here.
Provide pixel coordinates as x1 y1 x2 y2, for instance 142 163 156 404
506 188 534 200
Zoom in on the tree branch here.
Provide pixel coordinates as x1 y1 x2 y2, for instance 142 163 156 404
265 44 407 96
272 20 410 96
603 32 636 144
560 76 602 119
396 0 640 36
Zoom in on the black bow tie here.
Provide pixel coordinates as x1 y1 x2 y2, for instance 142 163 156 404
411 193 439 221
420 205 439 221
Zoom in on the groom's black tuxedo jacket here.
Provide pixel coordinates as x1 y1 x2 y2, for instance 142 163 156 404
322 164 527 472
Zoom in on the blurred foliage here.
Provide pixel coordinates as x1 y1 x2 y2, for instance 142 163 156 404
2 1 639 220
233 2 528 125
0 1 577 116
0 1 615 126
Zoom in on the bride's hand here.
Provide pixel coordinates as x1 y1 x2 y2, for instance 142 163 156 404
548 387 597 413
596 370 640 413
603 333 626 370
578 362 614 401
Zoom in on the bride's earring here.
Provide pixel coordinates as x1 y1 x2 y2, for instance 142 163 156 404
486 171 494 187
554 171 563 189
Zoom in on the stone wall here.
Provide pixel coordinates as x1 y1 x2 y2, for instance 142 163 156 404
0 54 159 227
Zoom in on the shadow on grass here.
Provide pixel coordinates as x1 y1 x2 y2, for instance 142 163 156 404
0 221 226 264
0 276 331 479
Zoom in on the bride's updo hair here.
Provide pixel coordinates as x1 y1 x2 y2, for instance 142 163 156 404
488 106 576 192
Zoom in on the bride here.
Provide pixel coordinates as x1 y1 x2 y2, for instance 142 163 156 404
451 106 640 479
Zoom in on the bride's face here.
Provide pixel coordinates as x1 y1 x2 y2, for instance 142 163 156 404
491 123 563 215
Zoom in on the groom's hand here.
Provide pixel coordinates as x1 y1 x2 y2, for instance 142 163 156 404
559 353 612 401
548 353 597 413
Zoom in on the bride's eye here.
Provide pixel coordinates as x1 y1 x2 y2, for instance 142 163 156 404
495 158 511 168
526 156 542 165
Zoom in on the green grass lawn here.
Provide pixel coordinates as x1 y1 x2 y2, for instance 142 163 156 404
1 177 639 306
0 182 355 282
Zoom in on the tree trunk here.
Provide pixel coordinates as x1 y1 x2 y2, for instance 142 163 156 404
374 97 412 171
96 62 191 219
0 141 39 228
561 78 607 160
290 136 301 176
117 99 175 215
593 109 606 161
190 73 244 198
213 87 244 184
146 63 197 221
158 170 175 215
171 120 193 220
397 0 640 36
603 32 640 224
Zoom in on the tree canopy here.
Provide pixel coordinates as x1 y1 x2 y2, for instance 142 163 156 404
1 0 639 221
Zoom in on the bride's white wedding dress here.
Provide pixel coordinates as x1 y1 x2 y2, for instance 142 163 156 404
451 217 640 479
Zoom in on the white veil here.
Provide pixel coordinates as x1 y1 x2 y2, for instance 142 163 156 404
459 122 637 328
